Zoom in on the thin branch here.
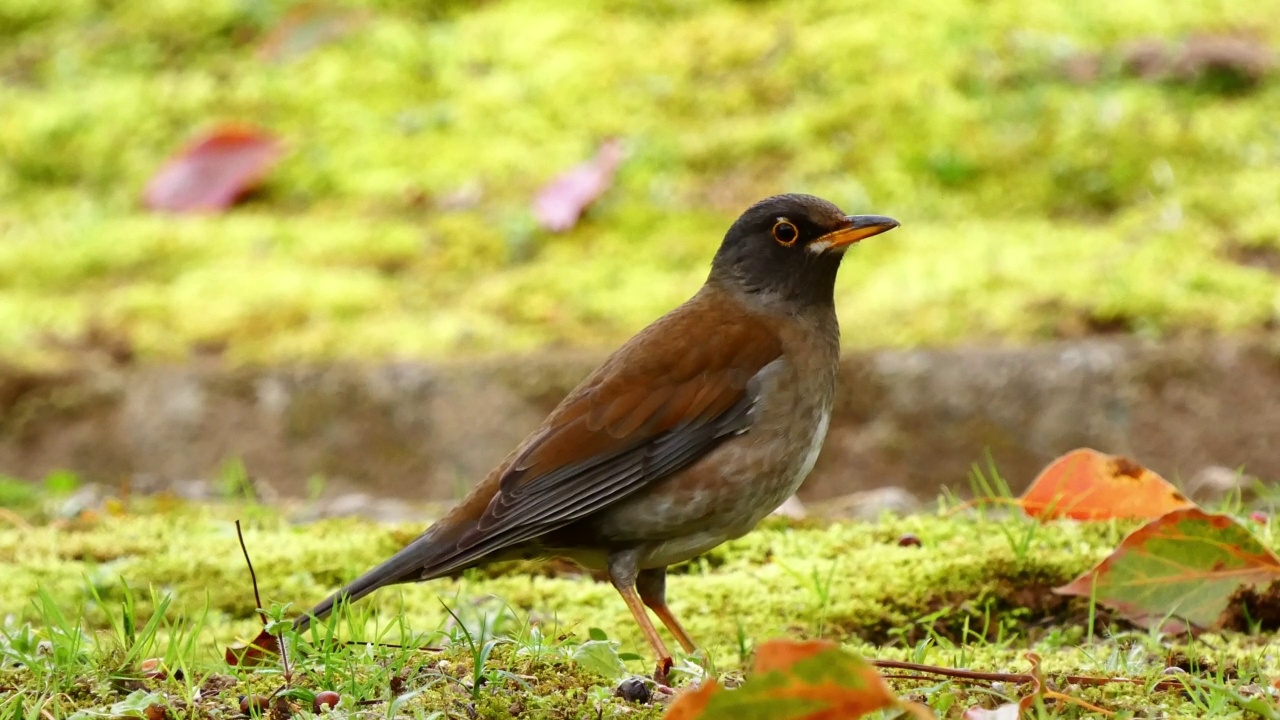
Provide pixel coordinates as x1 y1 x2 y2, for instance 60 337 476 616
871 659 1184 691
879 673 954 683
235 519 291 683
337 640 445 652
234 519 265 624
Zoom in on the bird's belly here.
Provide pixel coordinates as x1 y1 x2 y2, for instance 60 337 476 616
590 362 834 569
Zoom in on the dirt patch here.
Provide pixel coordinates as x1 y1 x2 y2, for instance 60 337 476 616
1216 580 1280 633
1119 34 1274 93
1223 241 1280 275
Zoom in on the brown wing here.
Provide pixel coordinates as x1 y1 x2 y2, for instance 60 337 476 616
437 298 784 569
296 291 783 628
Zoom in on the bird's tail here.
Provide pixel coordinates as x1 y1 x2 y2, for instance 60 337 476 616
292 531 440 632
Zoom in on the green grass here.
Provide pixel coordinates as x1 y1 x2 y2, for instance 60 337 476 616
2 0 1280 368
1 490 1278 718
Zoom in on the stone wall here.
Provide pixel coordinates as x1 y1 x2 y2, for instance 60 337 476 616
2 337 1277 502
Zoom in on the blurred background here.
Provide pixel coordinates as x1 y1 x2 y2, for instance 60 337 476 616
1 0 1278 516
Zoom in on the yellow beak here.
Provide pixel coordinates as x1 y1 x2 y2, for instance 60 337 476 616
811 214 900 252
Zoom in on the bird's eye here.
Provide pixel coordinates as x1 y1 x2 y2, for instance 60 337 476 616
772 218 798 247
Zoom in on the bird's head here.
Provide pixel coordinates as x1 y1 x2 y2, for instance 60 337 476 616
709 193 898 308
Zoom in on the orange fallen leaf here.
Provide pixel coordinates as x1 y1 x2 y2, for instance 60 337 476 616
663 679 721 720
749 638 850 675
1019 448 1194 521
1055 508 1280 632
663 638 934 720
143 124 283 213
225 628 280 667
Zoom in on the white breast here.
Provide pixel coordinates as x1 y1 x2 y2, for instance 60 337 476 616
795 409 831 483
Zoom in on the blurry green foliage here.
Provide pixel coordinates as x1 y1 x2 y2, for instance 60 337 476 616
0 469 78 508
1 0 1278 366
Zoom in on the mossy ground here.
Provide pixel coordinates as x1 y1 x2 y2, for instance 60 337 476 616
3 1 1280 368
2 493 1278 718
3 3 1280 715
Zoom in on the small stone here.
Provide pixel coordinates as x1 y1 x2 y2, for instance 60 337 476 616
313 691 341 712
238 694 270 715
1237 683 1265 697
140 657 167 680
809 488 922 521
615 677 652 704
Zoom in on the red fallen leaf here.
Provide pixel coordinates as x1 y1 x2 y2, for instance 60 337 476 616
1055 508 1280 632
257 3 368 64
663 638 934 720
143 124 282 213
1019 448 1195 521
532 138 624 232
225 628 280 667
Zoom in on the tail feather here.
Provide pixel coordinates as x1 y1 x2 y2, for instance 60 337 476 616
293 532 438 631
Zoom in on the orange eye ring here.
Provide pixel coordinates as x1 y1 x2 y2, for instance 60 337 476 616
772 218 798 246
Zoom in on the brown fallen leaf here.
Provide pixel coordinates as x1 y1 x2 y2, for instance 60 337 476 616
143 124 283 213
532 138 624 232
1109 33 1275 98
225 628 280 667
1055 508 1280 632
257 3 369 64
1019 448 1195 521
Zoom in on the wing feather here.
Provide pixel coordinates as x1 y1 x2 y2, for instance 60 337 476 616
423 303 783 576
294 290 784 628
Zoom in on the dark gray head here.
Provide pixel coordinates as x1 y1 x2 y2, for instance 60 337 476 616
709 193 899 308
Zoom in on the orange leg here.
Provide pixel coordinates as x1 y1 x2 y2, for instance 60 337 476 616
637 567 698 654
608 553 674 683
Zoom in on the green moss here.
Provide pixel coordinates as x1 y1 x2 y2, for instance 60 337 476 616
2 501 1278 717
0 509 1112 649
1 1 1279 367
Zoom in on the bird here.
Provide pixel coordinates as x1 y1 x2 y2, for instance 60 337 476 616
294 193 899 681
